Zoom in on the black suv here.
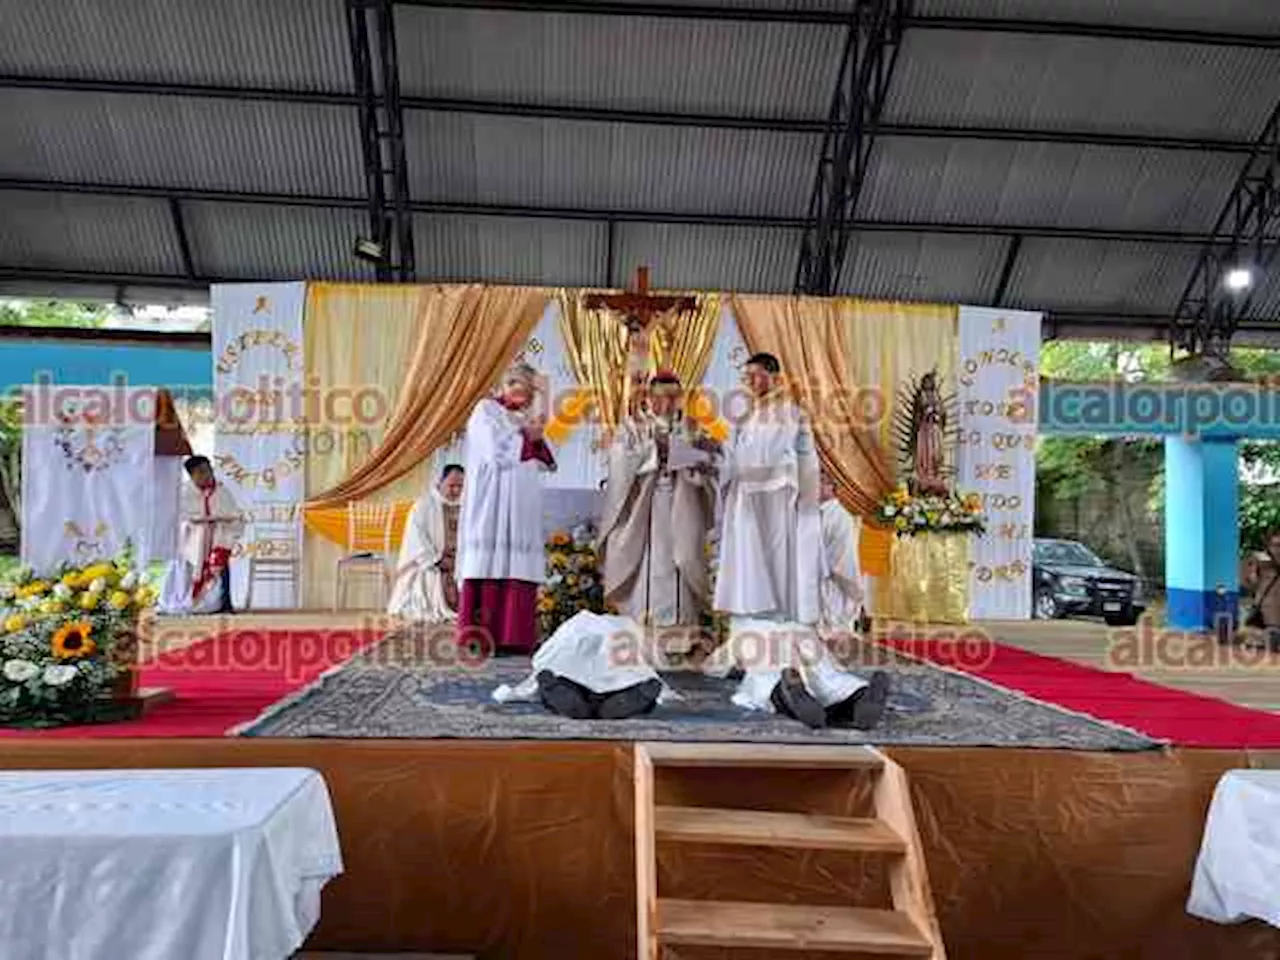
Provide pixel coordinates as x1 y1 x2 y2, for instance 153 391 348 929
1032 538 1146 626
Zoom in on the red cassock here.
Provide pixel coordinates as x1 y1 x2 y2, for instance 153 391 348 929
457 432 555 656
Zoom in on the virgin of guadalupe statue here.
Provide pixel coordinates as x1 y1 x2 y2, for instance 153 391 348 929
909 371 949 495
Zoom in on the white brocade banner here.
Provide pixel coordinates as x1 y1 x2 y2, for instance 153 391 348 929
956 306 1041 620
20 386 160 571
211 282 307 609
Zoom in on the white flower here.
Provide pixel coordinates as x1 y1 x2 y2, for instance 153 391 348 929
41 665 78 687
53 583 72 600
89 578 107 594
120 571 139 590
2 659 39 683
17 597 39 611
883 506 897 517
547 574 564 587
0 584 14 601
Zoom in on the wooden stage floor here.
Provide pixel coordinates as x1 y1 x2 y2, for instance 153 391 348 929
142 610 1280 714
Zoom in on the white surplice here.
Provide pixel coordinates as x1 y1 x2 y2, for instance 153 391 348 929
457 397 552 584
157 482 245 615
492 611 679 703
388 486 461 623
713 393 821 624
820 498 865 631
701 617 867 711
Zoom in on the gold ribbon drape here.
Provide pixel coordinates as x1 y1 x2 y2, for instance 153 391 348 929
305 284 550 507
554 289 725 443
728 295 894 518
880 533 971 624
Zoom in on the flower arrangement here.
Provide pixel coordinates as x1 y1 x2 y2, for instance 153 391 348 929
537 524 609 638
0 544 158 727
875 484 986 537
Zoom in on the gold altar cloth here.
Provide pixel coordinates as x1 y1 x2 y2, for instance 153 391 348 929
879 533 971 625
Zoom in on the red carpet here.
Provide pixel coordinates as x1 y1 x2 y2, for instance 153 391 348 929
888 636 1280 748
0 627 383 739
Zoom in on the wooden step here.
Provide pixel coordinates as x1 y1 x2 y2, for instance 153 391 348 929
639 741 884 770
655 805 907 854
658 899 934 955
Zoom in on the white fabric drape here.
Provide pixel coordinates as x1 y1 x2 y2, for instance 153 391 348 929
21 385 159 570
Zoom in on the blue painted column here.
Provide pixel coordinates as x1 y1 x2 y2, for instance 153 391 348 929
1164 436 1240 631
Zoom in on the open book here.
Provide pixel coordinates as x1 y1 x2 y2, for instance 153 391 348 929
666 436 711 472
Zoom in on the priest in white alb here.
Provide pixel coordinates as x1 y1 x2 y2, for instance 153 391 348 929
819 470 866 633
157 455 246 615
388 463 464 623
598 371 718 634
456 364 555 655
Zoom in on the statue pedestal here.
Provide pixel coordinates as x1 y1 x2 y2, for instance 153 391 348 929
878 533 972 625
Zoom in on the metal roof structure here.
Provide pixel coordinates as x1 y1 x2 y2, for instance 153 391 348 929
1 0 1279 341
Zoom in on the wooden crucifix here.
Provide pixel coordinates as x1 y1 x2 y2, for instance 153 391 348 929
584 267 697 384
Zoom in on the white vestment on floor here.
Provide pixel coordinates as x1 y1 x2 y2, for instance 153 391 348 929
820 498 865 631
702 617 867 712
157 483 245 615
713 394 821 624
458 397 550 584
387 486 461 623
492 611 679 703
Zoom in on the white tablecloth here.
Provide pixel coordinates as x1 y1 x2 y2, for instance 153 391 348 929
0 767 343 960
1188 769 1280 928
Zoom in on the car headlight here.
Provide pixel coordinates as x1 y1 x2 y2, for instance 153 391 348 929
1058 576 1089 595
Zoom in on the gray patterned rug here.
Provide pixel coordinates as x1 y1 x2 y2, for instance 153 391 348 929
235 635 1161 750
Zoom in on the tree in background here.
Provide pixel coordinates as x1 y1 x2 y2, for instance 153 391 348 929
1038 341 1280 576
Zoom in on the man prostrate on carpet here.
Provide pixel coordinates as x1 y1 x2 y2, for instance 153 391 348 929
457 363 556 655
388 464 464 623
709 352 889 730
157 455 245 615
598 371 718 639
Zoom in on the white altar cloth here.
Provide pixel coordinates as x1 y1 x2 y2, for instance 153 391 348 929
0 767 343 960
1188 769 1280 928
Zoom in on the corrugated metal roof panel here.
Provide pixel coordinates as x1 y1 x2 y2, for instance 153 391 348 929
414 214 606 287
396 8 843 118
181 202 374 281
886 30 1280 140
0 91 364 198
0 191 183 275
0 0 350 90
859 139 1238 233
407 112 816 217
914 0 1280 34
1246 266 1280 322
837 231 1006 303
612 223 799 292
1002 238 1198 314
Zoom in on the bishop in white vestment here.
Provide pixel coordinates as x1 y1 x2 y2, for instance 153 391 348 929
457 365 556 655
158 456 245 615
819 472 866 632
388 464 464 623
598 372 717 631
713 352 821 625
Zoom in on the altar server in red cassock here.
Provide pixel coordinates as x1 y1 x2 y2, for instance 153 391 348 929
456 364 556 655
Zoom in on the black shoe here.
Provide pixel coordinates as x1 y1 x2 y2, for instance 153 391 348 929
848 670 890 730
597 679 663 720
536 671 594 720
775 667 827 729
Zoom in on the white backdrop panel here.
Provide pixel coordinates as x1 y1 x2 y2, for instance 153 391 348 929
211 282 307 609
956 306 1041 620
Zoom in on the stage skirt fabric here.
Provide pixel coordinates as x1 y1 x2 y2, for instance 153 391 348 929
458 578 538 654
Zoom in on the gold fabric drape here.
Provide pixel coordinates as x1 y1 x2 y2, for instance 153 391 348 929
556 289 722 441
879 534 971 624
306 284 550 506
728 295 893 518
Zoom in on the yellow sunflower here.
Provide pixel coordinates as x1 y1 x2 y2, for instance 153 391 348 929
51 621 97 660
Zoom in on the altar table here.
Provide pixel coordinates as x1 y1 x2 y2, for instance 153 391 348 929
0 767 343 960
1188 770 1280 928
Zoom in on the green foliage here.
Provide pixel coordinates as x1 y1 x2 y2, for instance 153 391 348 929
1241 485 1280 554
0 300 113 328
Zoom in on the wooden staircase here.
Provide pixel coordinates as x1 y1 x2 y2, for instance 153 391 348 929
634 742 946 958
